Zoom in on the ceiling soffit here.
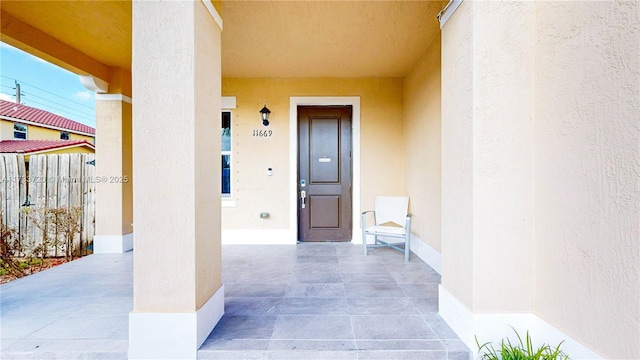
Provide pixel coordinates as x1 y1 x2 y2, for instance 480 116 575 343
2 1 441 78
221 1 442 78
1 0 131 72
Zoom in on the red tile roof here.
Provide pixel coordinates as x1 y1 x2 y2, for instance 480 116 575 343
0 100 95 135
0 140 94 154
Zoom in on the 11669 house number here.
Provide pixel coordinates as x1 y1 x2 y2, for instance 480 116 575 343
252 130 273 137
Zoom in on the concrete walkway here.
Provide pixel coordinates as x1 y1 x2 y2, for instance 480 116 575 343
1 243 470 359
1 253 132 359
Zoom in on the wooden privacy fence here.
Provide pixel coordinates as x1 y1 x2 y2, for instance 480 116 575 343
0 153 96 256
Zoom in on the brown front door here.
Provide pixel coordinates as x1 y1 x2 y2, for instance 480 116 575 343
298 106 352 242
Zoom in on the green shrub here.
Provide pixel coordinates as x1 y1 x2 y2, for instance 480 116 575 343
0 268 6 276
477 328 569 360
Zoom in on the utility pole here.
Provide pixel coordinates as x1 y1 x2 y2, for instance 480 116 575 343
14 81 23 104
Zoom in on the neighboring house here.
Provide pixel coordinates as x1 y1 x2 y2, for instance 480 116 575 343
0 99 95 145
0 139 94 158
0 2 638 360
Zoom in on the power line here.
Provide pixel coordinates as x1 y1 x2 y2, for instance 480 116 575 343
0 75 94 110
1 90 93 124
3 93 96 125
0 90 16 100
25 92 94 118
0 75 96 126
24 98 95 125
1 88 96 121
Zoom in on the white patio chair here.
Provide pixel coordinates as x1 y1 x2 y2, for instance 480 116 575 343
362 196 412 261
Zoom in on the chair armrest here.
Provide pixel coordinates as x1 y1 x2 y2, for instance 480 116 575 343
361 210 375 228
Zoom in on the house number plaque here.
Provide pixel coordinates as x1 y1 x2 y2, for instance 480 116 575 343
252 130 273 137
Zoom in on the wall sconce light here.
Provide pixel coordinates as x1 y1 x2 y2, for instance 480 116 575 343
260 105 271 126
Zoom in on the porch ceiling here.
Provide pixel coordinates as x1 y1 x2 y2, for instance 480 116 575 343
0 0 132 71
0 1 441 78
221 1 442 77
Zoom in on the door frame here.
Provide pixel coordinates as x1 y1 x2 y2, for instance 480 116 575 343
289 97 361 244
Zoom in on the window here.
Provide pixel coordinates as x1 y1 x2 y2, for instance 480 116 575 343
222 111 231 196
13 123 27 139
60 131 70 140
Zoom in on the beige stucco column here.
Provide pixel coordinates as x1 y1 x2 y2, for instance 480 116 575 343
128 1 224 359
439 0 537 348
88 68 134 253
439 1 630 358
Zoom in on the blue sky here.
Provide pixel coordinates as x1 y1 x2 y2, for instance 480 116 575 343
0 42 96 127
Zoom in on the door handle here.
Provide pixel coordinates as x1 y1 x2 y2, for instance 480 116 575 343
300 190 307 209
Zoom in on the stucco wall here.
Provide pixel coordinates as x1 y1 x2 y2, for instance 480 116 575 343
95 100 131 237
441 0 474 309
441 0 639 357
68 132 93 143
28 125 65 140
471 0 535 313
31 146 93 156
221 77 405 232
0 120 94 142
121 101 133 236
403 35 441 252
534 1 640 358
442 0 536 313
27 123 93 142
132 0 221 312
0 120 13 140
194 0 222 309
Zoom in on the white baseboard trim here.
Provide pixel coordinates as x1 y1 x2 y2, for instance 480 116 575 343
93 233 133 253
352 229 363 244
439 286 602 359
128 284 225 359
196 284 225 348
222 229 296 245
409 234 442 274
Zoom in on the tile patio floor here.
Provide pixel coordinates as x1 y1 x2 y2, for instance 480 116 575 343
1 242 470 359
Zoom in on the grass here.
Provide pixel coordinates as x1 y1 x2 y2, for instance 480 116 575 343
476 327 569 360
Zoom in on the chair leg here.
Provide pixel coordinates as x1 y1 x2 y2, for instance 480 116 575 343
363 232 368 256
404 233 410 262
362 212 368 256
